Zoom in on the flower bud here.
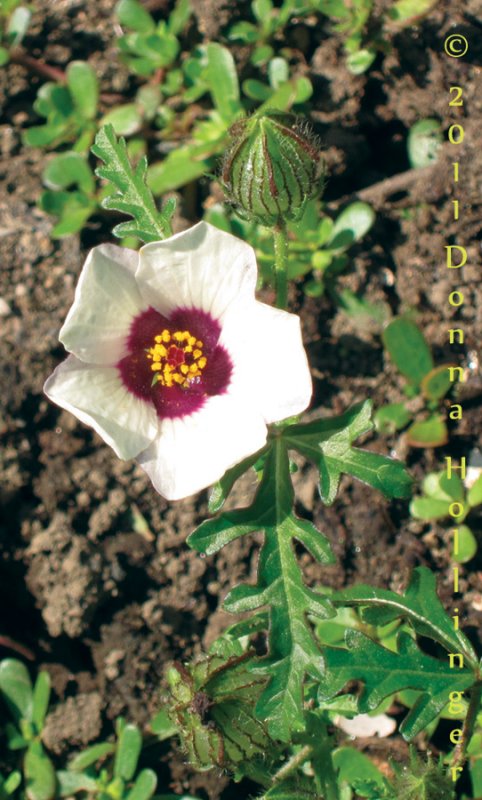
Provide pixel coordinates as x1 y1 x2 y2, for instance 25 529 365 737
221 111 324 227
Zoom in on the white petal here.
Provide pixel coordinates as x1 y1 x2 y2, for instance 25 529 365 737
60 244 144 364
44 355 159 459
220 301 312 423
137 394 268 500
137 222 257 320
334 713 396 738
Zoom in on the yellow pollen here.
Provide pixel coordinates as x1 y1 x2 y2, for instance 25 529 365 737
147 327 208 388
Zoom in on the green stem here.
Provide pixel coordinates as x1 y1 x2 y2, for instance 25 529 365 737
273 226 289 310
272 744 312 784
453 681 482 770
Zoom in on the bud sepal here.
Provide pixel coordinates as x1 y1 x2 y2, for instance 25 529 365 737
221 111 324 227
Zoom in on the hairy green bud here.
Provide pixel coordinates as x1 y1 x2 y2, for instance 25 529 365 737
390 750 455 800
166 653 281 779
221 111 324 226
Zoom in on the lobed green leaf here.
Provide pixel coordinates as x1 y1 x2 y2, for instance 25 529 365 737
283 400 412 504
92 124 174 241
332 566 478 665
319 630 475 739
190 438 334 741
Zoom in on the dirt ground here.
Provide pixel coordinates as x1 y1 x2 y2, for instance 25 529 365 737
0 1 481 797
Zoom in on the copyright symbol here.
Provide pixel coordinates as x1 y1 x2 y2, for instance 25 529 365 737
444 34 468 58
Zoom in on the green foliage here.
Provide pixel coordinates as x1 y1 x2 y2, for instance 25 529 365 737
315 0 437 75
206 198 376 303
23 62 99 150
92 124 175 242
0 659 56 800
376 316 458 447
0 0 31 64
332 566 478 665
39 152 97 237
227 0 436 76
166 653 280 781
410 470 481 563
390 748 455 800
115 0 190 77
190 436 334 741
57 718 157 799
189 404 411 741
283 400 412 504
221 112 323 227
0 770 22 799
407 119 443 169
319 629 475 739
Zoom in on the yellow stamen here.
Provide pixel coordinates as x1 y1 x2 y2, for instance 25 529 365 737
146 327 208 388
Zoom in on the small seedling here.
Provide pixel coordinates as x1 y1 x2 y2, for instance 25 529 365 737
410 470 481 562
56 718 157 800
376 316 458 447
0 0 30 66
0 659 56 800
23 61 99 150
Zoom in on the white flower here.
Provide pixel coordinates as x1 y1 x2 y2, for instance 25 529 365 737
44 222 312 500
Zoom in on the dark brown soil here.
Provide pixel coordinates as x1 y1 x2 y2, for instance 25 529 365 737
0 1 481 798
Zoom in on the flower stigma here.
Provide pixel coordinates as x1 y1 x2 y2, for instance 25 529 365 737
147 329 207 389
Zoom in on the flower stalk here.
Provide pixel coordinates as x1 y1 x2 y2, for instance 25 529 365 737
273 226 289 310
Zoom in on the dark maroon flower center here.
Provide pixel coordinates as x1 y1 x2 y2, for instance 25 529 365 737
117 306 232 419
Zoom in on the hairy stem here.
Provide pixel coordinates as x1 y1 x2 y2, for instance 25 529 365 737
272 744 312 784
453 681 482 770
273 226 289 310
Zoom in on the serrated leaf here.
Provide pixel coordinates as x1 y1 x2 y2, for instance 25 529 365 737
0 659 33 725
319 630 475 739
189 438 334 740
283 400 412 504
208 446 267 513
91 124 174 241
331 566 478 665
